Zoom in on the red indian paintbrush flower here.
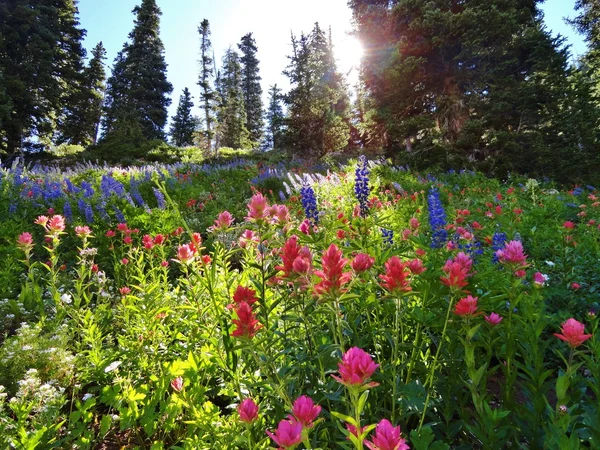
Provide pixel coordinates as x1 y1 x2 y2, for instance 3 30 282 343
440 253 473 290
352 253 375 273
554 318 592 348
238 398 259 423
407 259 426 275
231 301 262 339
233 285 258 306
290 395 321 428
176 244 195 264
211 211 234 231
266 419 303 449
365 419 410 450
379 256 412 293
46 215 66 234
74 226 92 238
314 244 352 296
332 347 379 388
454 295 479 317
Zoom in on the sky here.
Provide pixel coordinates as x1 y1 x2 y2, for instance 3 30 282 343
77 0 587 125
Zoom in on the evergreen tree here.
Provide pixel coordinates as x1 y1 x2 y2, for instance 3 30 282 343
238 33 264 145
198 19 217 152
284 23 350 158
103 0 172 141
58 41 106 145
217 49 250 149
169 88 199 147
0 0 87 152
349 0 580 178
265 84 285 150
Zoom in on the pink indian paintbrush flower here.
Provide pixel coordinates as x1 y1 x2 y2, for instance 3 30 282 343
352 253 375 273
231 301 262 339
379 256 412 293
440 262 469 290
332 347 379 388
153 234 165 245
454 295 479 317
233 285 258 306
290 395 321 428
238 229 258 248
119 286 131 296
105 230 116 238
314 244 352 296
485 312 503 326
176 244 195 264
211 211 234 231
238 398 259 423
266 418 303 449
554 318 592 348
142 235 154 250
346 423 368 440
170 377 183 392
495 240 528 268
563 221 575 229
247 192 269 222
46 215 66 234
74 226 92 238
34 215 49 227
17 232 34 248
365 419 410 450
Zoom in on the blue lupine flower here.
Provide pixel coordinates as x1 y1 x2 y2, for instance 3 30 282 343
381 228 394 246
9 203 17 214
96 202 110 222
153 188 166 210
100 175 126 199
81 181 95 198
300 182 319 225
586 185 595 191
78 199 94 224
113 206 125 223
427 188 447 248
354 155 370 217
572 187 584 196
491 231 507 263
64 201 73 223
279 190 286 202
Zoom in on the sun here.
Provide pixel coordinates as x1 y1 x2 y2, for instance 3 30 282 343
334 35 364 83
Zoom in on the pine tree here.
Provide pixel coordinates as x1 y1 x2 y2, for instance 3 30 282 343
238 33 264 146
58 41 106 145
198 19 217 152
284 23 350 158
103 0 172 142
217 49 250 149
265 84 285 150
349 0 576 176
169 88 199 147
0 0 87 152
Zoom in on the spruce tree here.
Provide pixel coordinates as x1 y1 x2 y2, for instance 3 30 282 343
265 84 285 150
103 0 172 142
284 23 350 157
238 33 264 146
198 19 217 152
0 0 86 152
169 88 199 147
58 41 106 146
217 49 250 149
349 0 575 177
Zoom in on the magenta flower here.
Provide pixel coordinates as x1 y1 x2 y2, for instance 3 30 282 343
365 419 410 450
332 347 379 388
533 272 548 287
17 232 34 248
266 418 303 449
484 312 503 326
46 215 66 234
176 244 195 264
238 398 259 424
290 395 321 428
554 318 592 348
495 240 528 268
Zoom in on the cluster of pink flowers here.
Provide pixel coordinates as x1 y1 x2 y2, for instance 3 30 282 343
274 235 313 287
440 252 472 291
495 240 528 272
231 286 262 340
246 193 290 225
313 244 352 297
35 214 66 237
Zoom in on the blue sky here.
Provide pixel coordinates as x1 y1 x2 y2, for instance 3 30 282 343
77 0 586 123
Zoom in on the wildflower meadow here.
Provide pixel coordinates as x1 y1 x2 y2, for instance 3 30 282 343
0 155 598 449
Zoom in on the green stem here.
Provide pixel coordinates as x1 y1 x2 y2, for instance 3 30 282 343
418 295 455 431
